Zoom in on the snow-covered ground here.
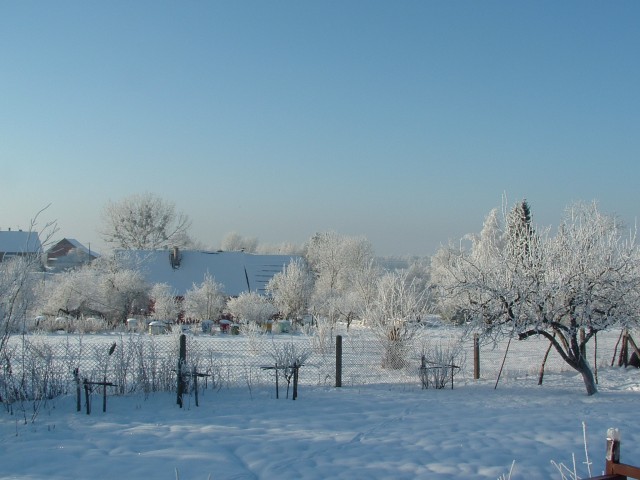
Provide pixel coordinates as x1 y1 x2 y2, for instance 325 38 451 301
2 357 639 479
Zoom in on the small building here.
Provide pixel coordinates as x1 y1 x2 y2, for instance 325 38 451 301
46 238 99 272
0 229 42 263
148 321 167 335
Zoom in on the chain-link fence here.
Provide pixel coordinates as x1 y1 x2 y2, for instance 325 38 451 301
472 329 627 383
0 325 632 404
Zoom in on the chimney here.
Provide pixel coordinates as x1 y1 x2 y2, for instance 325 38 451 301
170 246 181 269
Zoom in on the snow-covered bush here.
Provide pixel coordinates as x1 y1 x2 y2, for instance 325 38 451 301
268 340 311 399
227 292 277 328
0 337 67 421
309 315 335 354
227 292 277 354
183 273 226 323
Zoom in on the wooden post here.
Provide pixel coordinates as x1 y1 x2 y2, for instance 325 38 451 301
335 335 342 387
494 336 512 390
612 329 624 367
605 428 621 475
102 375 108 413
176 334 187 408
193 366 199 407
594 332 599 385
619 329 629 367
450 362 454 390
73 368 81 412
473 334 480 380
83 379 91 415
292 362 299 400
420 355 427 389
275 363 279 399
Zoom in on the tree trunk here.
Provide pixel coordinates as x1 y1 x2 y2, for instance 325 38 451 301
538 339 554 386
519 327 598 395
576 357 598 396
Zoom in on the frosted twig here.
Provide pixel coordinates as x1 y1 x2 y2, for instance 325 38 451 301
582 421 592 477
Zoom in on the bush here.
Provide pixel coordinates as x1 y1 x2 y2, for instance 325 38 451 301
418 339 464 389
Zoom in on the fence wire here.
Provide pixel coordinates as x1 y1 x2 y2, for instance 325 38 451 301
0 325 632 404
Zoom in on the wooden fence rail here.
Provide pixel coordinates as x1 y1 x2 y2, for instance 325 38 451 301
587 429 640 480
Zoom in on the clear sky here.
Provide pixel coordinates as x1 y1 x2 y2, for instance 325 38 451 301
1 1 639 257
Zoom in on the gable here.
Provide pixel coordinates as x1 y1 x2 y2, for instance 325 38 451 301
47 238 99 259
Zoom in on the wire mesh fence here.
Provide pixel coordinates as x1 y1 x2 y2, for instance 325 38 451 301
0 325 633 404
471 329 626 383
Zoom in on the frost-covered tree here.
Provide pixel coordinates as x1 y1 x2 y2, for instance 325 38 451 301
305 232 377 328
0 258 41 348
310 259 381 329
227 292 277 326
266 258 314 321
505 199 538 274
150 283 180 322
101 193 192 250
42 264 101 319
220 232 258 253
40 258 149 326
1 210 55 339
305 231 374 293
256 242 304 255
433 200 640 395
183 273 226 322
105 267 150 322
366 270 429 369
431 207 509 325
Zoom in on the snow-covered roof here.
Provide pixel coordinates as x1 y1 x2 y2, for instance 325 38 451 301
50 238 99 258
0 230 42 254
115 249 299 297
67 238 90 252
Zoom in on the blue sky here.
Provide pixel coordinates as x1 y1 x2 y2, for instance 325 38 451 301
1 1 638 256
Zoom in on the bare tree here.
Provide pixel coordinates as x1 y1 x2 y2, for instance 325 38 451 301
100 193 192 250
433 200 640 395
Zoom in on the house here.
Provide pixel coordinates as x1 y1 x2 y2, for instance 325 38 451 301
0 229 42 262
46 238 99 272
114 248 300 297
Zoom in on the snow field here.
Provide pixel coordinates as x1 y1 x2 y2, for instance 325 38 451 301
3 369 640 479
